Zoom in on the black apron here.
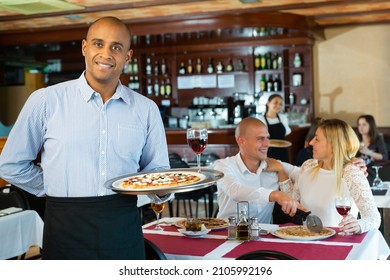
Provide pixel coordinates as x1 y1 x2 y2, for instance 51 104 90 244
264 114 289 162
43 194 145 260
264 114 292 224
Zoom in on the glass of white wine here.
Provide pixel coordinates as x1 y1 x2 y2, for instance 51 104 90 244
151 202 166 231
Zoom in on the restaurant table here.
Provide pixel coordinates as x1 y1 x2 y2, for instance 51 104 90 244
0 210 44 260
143 218 390 260
373 182 390 208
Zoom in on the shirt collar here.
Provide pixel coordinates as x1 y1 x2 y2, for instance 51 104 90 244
235 153 267 175
77 72 131 105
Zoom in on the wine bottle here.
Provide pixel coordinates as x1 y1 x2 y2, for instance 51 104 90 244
165 78 172 96
145 57 152 75
196 58 202 74
207 58 214 74
160 58 167 75
133 58 138 74
216 60 224 74
187 58 193 74
260 74 266 92
178 62 186 75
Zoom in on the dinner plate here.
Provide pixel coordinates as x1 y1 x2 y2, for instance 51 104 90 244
178 228 211 238
271 226 336 241
269 139 292 148
105 168 224 196
175 218 229 231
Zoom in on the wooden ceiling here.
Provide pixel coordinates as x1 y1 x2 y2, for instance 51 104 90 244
1 0 390 45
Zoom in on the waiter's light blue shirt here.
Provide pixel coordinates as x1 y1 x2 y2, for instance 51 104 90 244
0 73 170 197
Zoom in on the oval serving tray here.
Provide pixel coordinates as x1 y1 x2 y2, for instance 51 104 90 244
104 168 224 196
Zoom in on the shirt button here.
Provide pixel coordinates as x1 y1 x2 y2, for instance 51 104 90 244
101 172 105 176
102 130 106 134
101 151 105 155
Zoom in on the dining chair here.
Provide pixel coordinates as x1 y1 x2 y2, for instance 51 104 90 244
168 154 210 218
0 185 30 210
235 250 297 260
144 238 167 260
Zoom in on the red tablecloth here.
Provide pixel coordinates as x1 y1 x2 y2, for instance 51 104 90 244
144 233 226 256
223 241 353 260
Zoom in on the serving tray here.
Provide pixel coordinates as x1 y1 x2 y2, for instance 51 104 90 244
104 168 224 196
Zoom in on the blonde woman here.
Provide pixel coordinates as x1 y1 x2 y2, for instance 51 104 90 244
266 119 380 234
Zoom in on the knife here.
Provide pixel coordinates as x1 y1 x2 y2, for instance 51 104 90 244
294 209 323 233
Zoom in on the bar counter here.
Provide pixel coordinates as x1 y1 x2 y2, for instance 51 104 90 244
166 126 309 164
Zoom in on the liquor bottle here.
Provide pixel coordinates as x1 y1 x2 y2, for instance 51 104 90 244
133 58 138 74
160 58 167 75
273 74 281 92
236 59 244 72
277 53 283 69
165 78 172 96
187 58 193 74
127 59 133 74
272 52 278 70
128 76 134 89
289 92 295 105
146 78 153 95
216 60 224 74
254 54 261 70
226 59 234 72
154 60 159 76
266 52 272 69
236 208 250 240
260 53 266 70
207 58 214 74
134 76 139 90
250 217 260 241
293 53 302 68
196 58 202 74
145 57 152 75
178 62 186 75
260 74 266 92
159 79 165 96
266 74 273 92
227 216 237 240
154 78 159 96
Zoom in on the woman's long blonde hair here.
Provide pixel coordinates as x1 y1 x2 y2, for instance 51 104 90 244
314 119 360 193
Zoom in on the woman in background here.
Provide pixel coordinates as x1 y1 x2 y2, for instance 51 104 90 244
356 115 388 164
356 115 388 184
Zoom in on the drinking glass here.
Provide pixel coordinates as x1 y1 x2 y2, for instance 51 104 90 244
151 202 166 231
335 188 352 236
371 165 383 189
186 128 208 171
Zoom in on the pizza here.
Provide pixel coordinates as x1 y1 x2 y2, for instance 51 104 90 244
274 226 333 238
269 139 292 147
176 218 229 230
120 172 202 189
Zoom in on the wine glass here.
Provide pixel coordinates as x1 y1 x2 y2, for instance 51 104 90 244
186 128 208 171
335 188 352 236
371 165 384 190
150 202 166 231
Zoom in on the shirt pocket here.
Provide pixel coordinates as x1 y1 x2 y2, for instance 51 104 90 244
117 124 146 160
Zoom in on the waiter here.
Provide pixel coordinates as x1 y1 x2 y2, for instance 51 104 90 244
0 17 170 259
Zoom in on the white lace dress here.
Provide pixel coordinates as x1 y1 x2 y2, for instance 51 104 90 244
280 159 381 233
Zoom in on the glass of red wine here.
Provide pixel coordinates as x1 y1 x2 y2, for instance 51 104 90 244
186 128 208 171
335 188 352 235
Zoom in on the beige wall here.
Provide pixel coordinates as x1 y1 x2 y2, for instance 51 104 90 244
313 24 390 127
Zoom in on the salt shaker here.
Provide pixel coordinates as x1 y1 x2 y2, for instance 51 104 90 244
227 216 237 240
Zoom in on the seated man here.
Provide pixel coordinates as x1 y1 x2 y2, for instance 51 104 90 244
214 117 302 223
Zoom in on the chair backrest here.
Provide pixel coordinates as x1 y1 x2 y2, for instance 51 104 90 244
0 185 30 210
0 122 13 137
144 238 167 260
235 250 297 260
